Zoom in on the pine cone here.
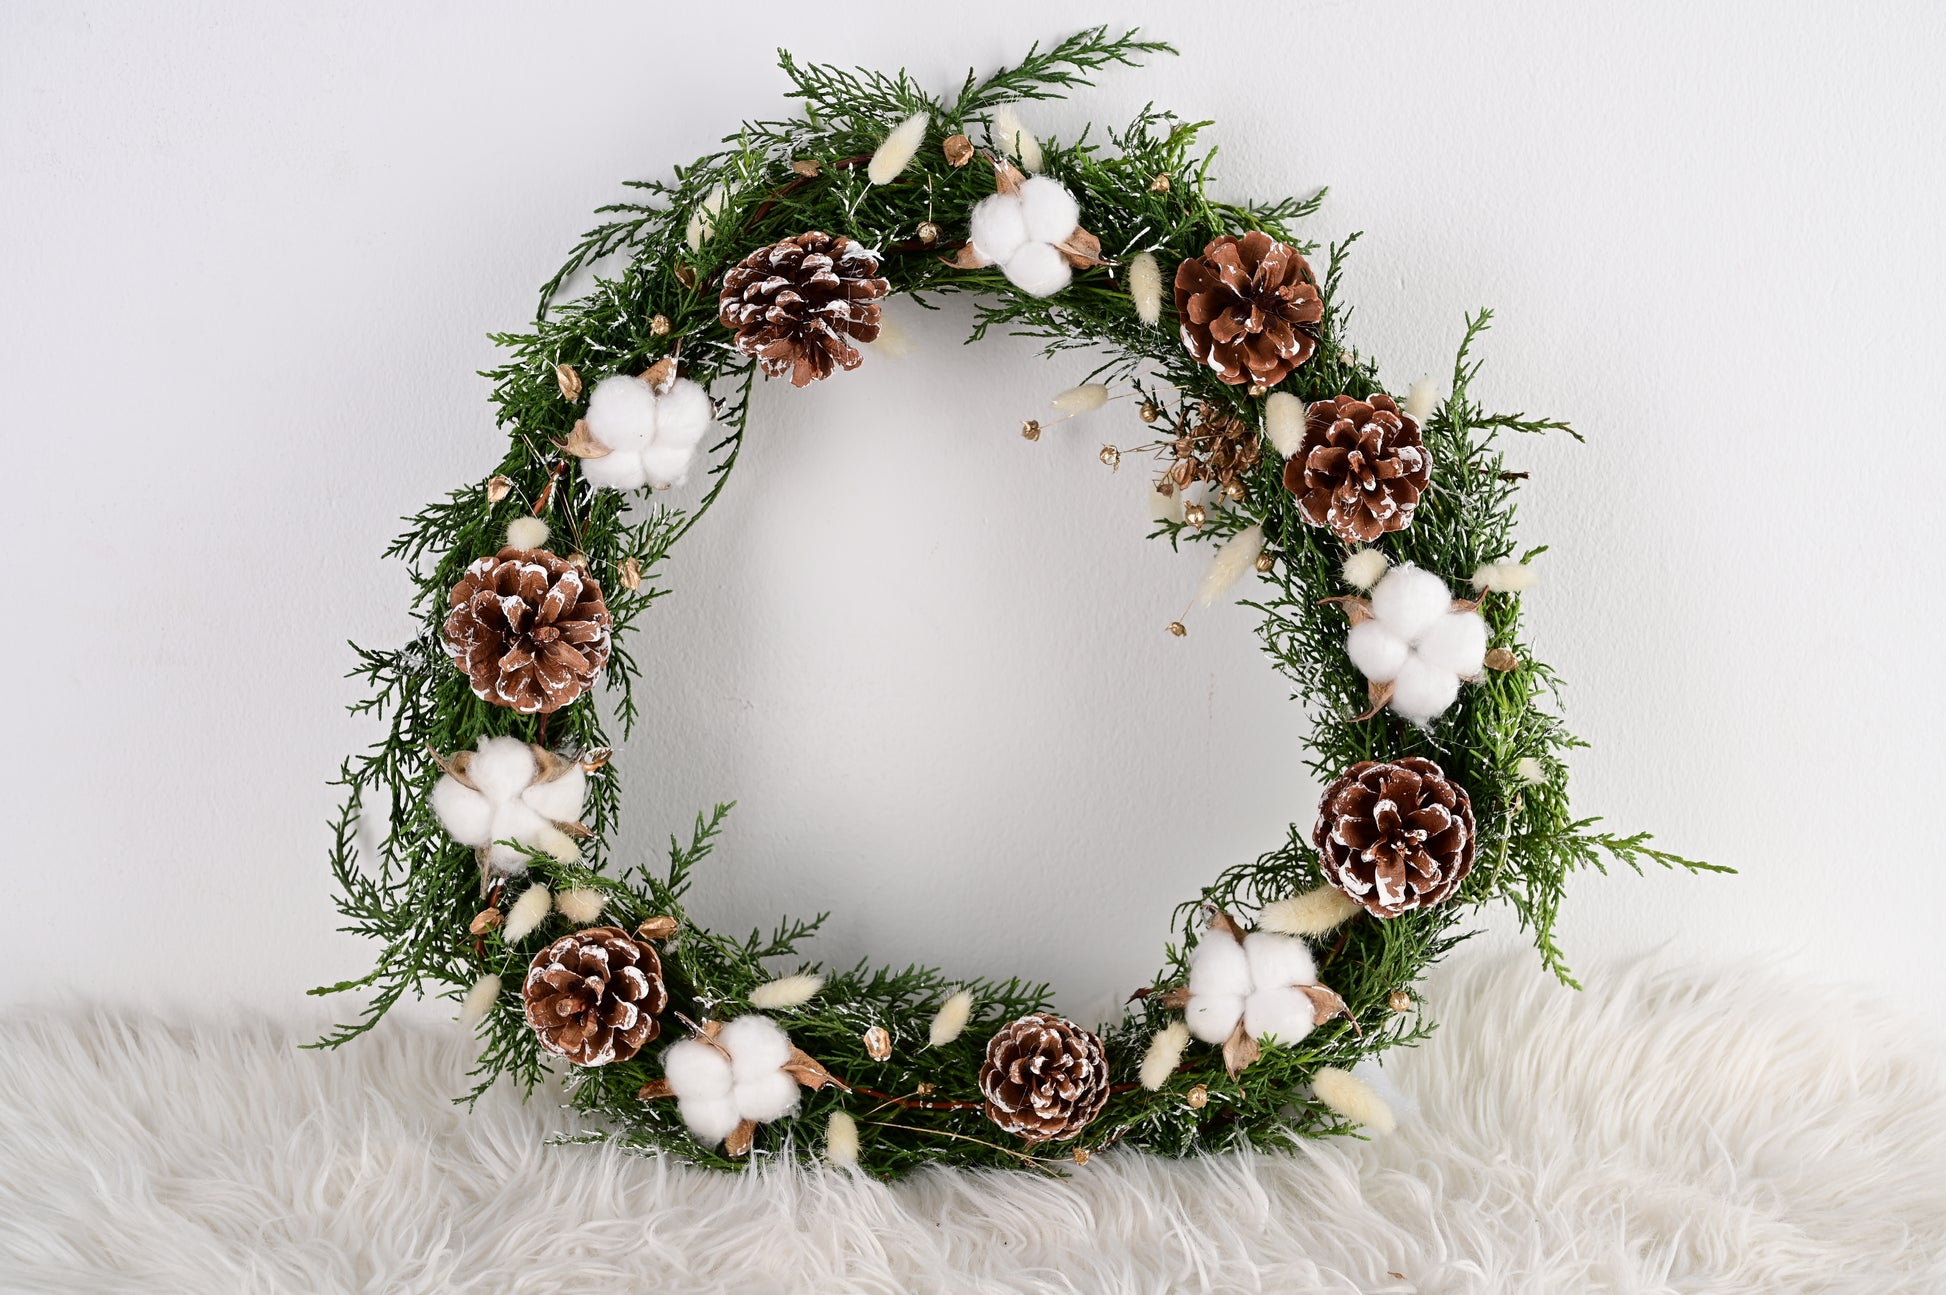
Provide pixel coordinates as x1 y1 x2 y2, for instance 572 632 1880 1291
1283 394 1431 544
442 547 612 715
522 926 668 1066
718 232 889 387
1313 758 1476 918
1173 232 1322 388
978 1013 1111 1143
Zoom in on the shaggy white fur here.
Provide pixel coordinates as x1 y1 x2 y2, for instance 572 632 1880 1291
3 960 1941 1294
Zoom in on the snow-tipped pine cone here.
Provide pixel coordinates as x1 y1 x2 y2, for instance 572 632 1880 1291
1283 393 1431 545
978 1012 1111 1143
1173 232 1322 388
1313 757 1476 918
442 547 612 715
522 926 667 1066
718 232 889 387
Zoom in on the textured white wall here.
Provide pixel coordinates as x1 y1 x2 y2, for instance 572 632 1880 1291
4 1 1941 1033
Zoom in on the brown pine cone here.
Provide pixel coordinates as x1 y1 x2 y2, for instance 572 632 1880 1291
1283 394 1431 544
1313 758 1476 918
1173 232 1322 388
978 1013 1111 1143
718 232 889 387
442 547 612 715
522 926 667 1066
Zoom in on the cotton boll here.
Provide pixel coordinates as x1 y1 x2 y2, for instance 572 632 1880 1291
1185 992 1246 1044
732 1070 802 1124
968 194 1029 265
1414 610 1488 677
1139 1021 1190 1091
1243 932 1318 992
506 516 550 551
1016 175 1079 243
1516 756 1547 784
1346 620 1409 683
578 449 649 492
1341 548 1390 592
720 1015 793 1077
554 886 605 925
1264 393 1307 459
520 765 585 823
1313 1066 1397 1134
929 990 974 1047
1243 986 1317 1045
678 1092 743 1146
430 778 493 846
488 801 550 868
1188 936 1252 999
1389 656 1461 725
1370 565 1454 641
663 1037 734 1101
867 111 929 185
991 105 1041 172
652 379 713 450
826 1111 860 1167
1000 241 1071 297
585 375 660 454
748 974 824 1011
1403 378 1441 424
1051 384 1109 417
458 973 501 1029
468 737 538 801
502 884 553 942
1129 250 1162 325
1259 886 1361 937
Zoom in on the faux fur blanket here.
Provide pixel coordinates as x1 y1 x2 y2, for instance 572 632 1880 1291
3 960 1941 1294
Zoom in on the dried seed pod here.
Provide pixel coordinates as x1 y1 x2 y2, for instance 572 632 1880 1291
486 475 514 503
555 363 582 402
863 1026 892 1061
469 908 504 935
942 134 974 166
635 915 678 941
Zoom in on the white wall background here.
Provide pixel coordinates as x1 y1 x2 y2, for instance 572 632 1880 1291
4 0 1941 1035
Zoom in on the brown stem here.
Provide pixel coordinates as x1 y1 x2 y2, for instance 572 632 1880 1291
532 460 567 515
850 1086 983 1112
744 153 872 227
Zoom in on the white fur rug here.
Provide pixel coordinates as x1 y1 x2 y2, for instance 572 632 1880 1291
3 960 1942 1295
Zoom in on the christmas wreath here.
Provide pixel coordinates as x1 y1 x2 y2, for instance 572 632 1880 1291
320 29 1722 1176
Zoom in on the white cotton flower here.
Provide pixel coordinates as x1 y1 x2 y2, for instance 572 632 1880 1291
1139 1021 1190 1091
430 736 588 873
1128 251 1162 325
1185 930 1325 1048
663 1015 802 1147
967 175 1084 298
505 516 549 551
1263 392 1306 459
868 111 929 185
749 974 824 1011
928 990 974 1047
579 375 716 492
990 105 1042 172
1347 565 1488 725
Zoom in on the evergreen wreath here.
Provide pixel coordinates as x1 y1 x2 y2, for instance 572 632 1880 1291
319 29 1725 1177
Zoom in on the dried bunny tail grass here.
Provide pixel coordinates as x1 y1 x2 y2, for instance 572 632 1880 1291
990 104 1042 172
1404 377 1441 423
867 111 929 184
1051 384 1109 417
1313 1066 1397 1135
1128 251 1162 324
928 990 974 1047
868 307 911 357
748 974 825 1011
1263 392 1306 458
684 183 728 249
553 886 605 925
825 1110 860 1167
1259 886 1362 937
502 885 552 942
1139 1021 1190 1091
1341 548 1390 592
458 974 502 1029
505 516 550 551
1471 560 1539 594
1516 756 1548 784
1197 524 1265 607
1150 484 1186 525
